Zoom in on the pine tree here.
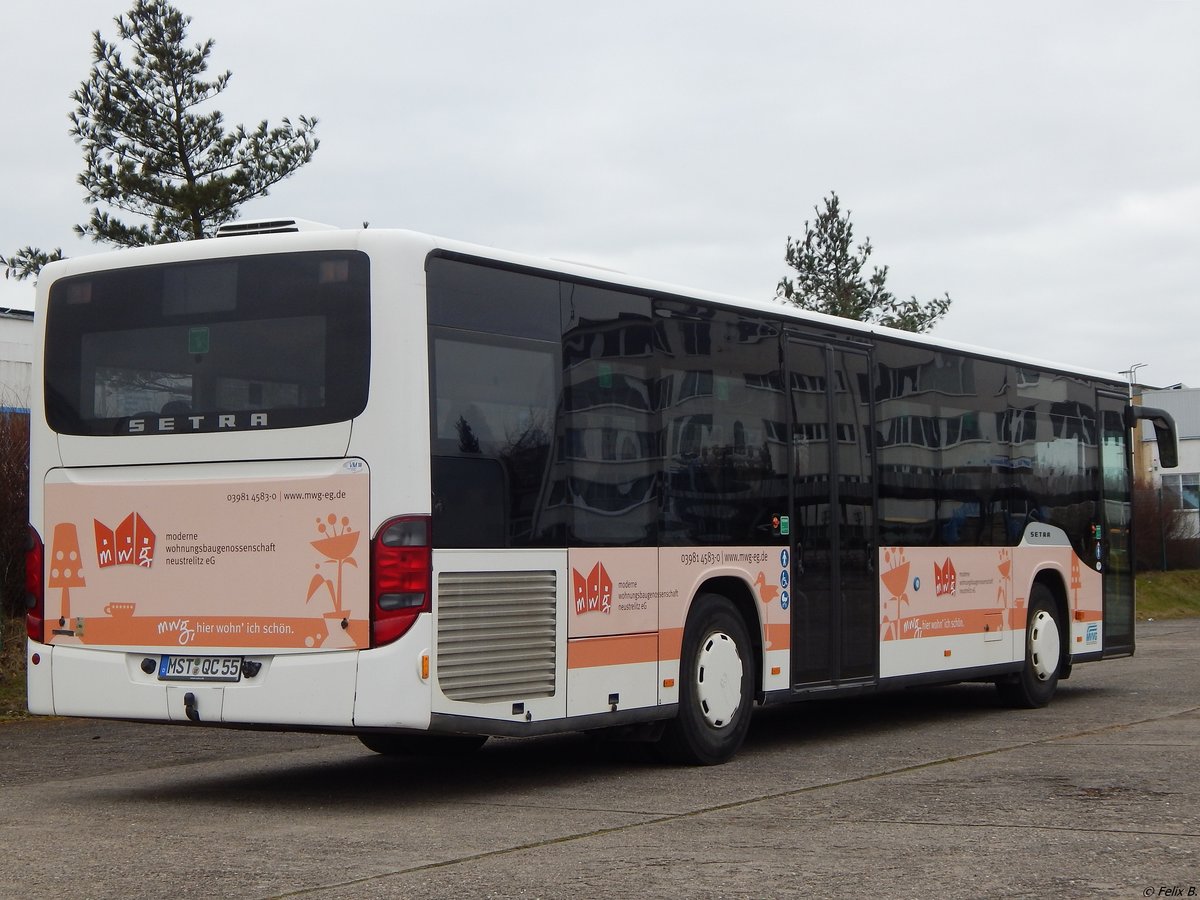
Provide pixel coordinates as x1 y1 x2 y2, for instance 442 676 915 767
2 0 318 280
776 193 951 334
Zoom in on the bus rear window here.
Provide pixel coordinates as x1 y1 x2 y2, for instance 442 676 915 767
44 251 370 435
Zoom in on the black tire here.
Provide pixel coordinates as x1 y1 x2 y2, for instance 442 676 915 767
997 584 1063 708
657 593 754 765
358 733 488 757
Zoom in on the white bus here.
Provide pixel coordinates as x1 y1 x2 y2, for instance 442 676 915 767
24 220 1178 764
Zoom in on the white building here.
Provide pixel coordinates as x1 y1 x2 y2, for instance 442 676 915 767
0 306 34 413
1135 384 1200 537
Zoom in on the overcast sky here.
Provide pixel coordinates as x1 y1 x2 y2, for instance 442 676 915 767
2 1 1197 386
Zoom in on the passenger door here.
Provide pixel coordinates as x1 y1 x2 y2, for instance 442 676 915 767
787 338 876 687
1098 391 1134 655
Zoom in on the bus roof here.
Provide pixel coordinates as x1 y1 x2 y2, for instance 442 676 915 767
37 222 1128 388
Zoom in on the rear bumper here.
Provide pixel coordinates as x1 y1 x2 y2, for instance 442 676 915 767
26 615 434 730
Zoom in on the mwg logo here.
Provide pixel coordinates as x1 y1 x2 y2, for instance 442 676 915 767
94 513 156 569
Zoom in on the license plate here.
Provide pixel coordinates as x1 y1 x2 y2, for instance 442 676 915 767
158 655 243 682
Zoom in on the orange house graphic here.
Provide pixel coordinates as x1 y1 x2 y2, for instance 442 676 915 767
573 563 612 615
94 513 156 569
934 558 957 597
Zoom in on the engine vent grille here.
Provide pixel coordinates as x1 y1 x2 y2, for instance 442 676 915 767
436 570 557 703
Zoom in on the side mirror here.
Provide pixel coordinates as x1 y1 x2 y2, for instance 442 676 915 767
1125 405 1179 469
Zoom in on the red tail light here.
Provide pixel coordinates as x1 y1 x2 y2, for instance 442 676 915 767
370 516 431 647
25 526 44 642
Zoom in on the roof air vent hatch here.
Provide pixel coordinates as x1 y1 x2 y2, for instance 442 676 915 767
214 218 338 237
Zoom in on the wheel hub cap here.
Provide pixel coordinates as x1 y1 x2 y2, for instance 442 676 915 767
695 632 743 728
1029 609 1061 682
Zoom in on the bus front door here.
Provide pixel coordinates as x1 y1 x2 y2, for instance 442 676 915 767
1098 391 1134 656
787 339 876 688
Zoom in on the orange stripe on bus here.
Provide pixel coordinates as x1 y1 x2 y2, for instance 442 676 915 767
51 615 369 650
656 622 786 661
659 627 684 660
567 633 658 669
572 620 788 669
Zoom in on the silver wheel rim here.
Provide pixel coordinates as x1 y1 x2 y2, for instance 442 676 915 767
1029 609 1061 682
695 631 744 728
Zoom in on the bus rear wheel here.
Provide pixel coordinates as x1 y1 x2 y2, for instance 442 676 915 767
358 733 488 757
657 593 753 766
997 584 1063 708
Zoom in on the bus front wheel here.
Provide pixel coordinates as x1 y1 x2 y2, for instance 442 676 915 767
657 593 753 765
997 584 1063 708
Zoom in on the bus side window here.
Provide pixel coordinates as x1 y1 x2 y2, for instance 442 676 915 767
431 456 508 548
429 330 560 548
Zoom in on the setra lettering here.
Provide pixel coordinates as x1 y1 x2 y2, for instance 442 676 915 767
126 413 269 434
